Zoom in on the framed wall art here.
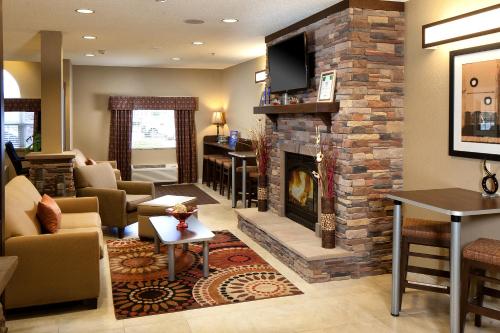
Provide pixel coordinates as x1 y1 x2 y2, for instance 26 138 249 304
449 42 500 160
317 70 336 103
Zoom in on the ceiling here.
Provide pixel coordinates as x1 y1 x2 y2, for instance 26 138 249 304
3 0 351 69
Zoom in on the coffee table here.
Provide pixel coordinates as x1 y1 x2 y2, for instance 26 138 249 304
150 215 215 281
138 194 196 239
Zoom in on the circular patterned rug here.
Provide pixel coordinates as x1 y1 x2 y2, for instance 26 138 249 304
192 265 301 307
107 231 302 319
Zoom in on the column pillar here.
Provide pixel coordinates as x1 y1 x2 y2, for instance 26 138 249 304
41 31 64 153
63 59 73 150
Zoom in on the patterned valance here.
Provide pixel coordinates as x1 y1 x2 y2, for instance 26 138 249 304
108 96 197 111
4 98 41 112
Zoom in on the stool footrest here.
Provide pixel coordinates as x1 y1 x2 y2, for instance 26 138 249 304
472 273 500 286
409 251 449 261
407 265 450 278
467 303 500 321
404 281 449 294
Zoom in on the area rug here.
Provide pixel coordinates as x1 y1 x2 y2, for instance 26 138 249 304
155 184 219 205
107 231 302 319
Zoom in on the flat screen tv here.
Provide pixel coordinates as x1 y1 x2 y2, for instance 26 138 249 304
268 33 308 93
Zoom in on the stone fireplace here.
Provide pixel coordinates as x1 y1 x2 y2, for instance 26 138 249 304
284 152 318 231
237 0 405 282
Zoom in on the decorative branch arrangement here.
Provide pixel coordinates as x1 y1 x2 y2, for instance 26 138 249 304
313 126 337 199
249 119 271 177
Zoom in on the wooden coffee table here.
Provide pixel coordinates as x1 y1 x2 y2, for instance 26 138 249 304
150 215 215 281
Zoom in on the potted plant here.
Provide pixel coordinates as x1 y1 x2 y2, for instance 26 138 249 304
25 132 41 152
250 119 271 212
313 126 337 249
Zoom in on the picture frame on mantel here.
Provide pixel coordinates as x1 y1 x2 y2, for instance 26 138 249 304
449 42 500 161
317 70 336 103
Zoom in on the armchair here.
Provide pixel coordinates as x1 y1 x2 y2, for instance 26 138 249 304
71 148 122 181
5 141 29 176
4 176 102 309
74 163 155 238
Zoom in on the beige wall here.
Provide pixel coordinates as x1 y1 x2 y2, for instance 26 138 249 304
405 0 500 217
4 61 41 98
222 56 266 138
72 65 224 176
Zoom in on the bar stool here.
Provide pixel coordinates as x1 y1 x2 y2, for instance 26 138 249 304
399 218 451 311
206 155 224 188
220 159 232 198
202 155 211 185
461 238 500 331
214 156 231 191
235 166 258 206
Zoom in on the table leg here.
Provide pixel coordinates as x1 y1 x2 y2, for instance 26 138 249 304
242 159 247 208
203 241 209 278
154 231 160 254
168 244 175 282
231 156 237 208
391 200 402 316
450 216 461 333
183 243 188 252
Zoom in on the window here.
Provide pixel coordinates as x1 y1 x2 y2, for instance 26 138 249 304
3 69 34 148
132 109 176 149
4 111 34 148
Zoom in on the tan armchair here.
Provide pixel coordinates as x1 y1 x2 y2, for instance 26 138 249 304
74 163 155 238
4 176 102 310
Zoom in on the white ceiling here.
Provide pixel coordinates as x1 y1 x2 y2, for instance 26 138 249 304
3 0 349 69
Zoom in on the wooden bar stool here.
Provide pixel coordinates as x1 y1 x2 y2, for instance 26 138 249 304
206 155 224 188
220 160 232 198
235 166 258 204
399 218 451 311
214 157 231 191
461 238 500 331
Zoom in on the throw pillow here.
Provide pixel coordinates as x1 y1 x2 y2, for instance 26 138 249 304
85 158 97 165
37 194 62 233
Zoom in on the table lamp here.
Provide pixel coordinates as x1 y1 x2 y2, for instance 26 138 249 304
212 111 226 143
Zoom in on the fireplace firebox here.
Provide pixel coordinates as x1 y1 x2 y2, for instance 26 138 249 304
285 152 318 231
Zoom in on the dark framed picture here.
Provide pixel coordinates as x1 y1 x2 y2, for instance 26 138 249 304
449 42 500 160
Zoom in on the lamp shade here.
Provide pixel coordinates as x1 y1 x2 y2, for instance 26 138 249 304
212 111 226 125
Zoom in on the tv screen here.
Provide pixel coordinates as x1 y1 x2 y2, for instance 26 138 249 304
268 33 308 93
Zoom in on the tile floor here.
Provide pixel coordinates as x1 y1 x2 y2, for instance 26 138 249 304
6 184 500 333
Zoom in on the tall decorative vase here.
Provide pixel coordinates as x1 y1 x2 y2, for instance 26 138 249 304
257 175 268 212
320 197 335 249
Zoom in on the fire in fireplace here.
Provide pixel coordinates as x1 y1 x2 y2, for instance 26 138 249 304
285 152 318 231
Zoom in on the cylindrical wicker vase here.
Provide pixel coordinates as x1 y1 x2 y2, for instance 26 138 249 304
320 197 336 249
257 175 268 212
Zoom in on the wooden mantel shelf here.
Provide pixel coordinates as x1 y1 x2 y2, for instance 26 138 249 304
253 102 339 130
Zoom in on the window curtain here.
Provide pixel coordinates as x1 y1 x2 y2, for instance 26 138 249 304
108 96 198 183
4 98 42 133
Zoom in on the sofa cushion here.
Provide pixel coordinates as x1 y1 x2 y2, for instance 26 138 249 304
126 194 153 212
5 176 42 238
37 195 62 234
74 163 118 189
60 212 101 229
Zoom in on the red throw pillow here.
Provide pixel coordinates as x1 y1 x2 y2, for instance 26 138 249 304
37 194 62 233
85 158 97 165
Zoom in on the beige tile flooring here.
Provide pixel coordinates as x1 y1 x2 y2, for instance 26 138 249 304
6 184 500 333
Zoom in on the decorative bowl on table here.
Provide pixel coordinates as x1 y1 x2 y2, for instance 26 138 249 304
165 204 198 230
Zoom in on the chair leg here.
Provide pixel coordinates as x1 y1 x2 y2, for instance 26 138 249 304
399 237 410 312
219 167 225 195
117 227 125 239
460 259 472 333
474 268 486 327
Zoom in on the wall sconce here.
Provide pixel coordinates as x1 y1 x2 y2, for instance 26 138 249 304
422 4 500 48
255 70 267 83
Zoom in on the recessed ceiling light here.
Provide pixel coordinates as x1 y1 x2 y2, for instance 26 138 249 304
172 57 181 61
192 41 204 45
85 53 96 57
184 19 205 25
221 18 239 23
75 8 95 14
82 35 97 40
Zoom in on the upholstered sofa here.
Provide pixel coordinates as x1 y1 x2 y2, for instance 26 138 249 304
71 148 122 180
4 176 102 309
74 163 155 238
